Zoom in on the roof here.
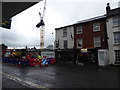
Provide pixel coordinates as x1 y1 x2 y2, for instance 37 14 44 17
107 7 120 17
55 15 106 30
75 15 106 25
2 1 42 22
55 24 73 30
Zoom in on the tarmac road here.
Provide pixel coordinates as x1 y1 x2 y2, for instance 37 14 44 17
1 62 120 89
2 76 29 89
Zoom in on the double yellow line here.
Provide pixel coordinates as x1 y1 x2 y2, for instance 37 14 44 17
0 72 50 90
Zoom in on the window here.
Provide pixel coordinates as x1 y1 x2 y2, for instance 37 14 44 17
112 15 120 26
63 28 67 37
115 50 120 62
76 26 82 34
63 40 67 49
94 36 101 47
56 39 59 48
93 22 100 32
77 39 82 48
114 32 120 44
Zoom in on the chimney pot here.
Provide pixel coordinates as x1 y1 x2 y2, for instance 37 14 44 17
106 3 111 14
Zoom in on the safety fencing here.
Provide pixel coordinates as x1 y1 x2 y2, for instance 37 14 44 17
1 58 56 67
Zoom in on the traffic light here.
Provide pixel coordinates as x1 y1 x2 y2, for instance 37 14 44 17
1 19 11 29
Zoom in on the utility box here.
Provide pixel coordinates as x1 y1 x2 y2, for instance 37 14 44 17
98 49 109 66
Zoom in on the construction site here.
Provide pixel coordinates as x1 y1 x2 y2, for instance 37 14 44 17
0 0 120 89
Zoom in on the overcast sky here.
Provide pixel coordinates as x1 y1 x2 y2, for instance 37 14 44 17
0 0 119 49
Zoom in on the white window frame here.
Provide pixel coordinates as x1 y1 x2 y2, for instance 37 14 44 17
93 22 100 32
77 39 82 48
63 28 67 37
112 15 120 26
76 26 82 34
94 36 101 47
114 32 120 44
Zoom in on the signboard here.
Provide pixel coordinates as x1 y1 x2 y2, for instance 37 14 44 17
41 51 55 58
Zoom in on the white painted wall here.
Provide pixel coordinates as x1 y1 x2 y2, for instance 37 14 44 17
107 16 120 64
55 26 74 49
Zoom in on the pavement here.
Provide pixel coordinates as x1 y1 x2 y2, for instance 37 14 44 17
1 62 120 89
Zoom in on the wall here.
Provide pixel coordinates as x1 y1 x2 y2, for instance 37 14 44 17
107 16 120 64
55 26 74 49
74 19 107 49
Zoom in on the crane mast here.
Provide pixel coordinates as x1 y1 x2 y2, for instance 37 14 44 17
36 0 47 49
40 28 45 49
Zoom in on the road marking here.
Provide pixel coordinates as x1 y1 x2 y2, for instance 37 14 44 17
0 72 50 90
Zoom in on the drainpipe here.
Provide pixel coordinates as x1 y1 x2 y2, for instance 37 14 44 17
73 46 77 64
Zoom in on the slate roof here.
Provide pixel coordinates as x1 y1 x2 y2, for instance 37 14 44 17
55 15 106 30
107 7 120 17
75 15 106 25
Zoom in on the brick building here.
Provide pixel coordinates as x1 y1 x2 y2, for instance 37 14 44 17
55 15 109 65
74 15 108 64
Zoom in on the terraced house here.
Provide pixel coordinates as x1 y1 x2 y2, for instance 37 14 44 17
55 14 108 65
74 15 108 65
55 3 120 66
55 25 75 63
106 6 120 65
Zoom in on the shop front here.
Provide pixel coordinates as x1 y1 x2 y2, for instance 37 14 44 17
55 47 99 65
77 48 99 65
55 49 74 63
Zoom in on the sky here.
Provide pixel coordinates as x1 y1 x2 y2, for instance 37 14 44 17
0 0 120 49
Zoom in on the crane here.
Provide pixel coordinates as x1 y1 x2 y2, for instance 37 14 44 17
36 0 47 49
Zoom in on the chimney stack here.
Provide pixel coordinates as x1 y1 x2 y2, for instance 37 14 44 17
106 3 111 14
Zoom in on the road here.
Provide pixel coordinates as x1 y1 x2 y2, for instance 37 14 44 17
1 62 120 89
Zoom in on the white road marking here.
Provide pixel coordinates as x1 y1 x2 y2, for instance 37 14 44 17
0 72 50 90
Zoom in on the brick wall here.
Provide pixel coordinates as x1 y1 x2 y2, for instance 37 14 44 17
74 18 108 49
